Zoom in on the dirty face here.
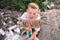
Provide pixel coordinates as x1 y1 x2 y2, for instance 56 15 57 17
27 7 39 19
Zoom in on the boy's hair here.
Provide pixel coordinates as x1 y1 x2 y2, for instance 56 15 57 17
28 2 39 10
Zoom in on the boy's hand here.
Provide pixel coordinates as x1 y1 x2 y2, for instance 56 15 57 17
28 36 34 40
26 26 32 32
28 31 38 40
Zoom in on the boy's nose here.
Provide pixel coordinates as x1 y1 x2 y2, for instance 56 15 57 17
31 15 34 17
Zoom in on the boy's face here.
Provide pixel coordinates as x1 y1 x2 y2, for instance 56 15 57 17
27 7 39 19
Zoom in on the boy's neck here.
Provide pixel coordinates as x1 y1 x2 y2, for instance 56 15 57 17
28 16 37 19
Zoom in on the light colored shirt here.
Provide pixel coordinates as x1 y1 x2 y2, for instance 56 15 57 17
20 12 41 31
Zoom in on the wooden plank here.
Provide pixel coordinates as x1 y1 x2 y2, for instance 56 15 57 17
21 19 41 28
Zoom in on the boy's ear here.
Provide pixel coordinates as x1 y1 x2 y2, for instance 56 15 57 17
26 9 27 11
26 9 28 12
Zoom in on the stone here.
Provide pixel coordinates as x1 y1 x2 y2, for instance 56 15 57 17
39 9 60 40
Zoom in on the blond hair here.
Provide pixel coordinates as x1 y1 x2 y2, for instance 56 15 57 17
28 2 39 10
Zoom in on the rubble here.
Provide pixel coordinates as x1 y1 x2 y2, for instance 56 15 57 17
0 9 60 40
0 9 25 40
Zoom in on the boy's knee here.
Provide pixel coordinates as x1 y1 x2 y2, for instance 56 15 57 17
34 37 39 40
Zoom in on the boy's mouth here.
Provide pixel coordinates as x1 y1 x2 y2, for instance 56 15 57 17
29 17 34 19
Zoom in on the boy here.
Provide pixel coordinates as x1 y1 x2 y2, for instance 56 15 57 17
20 2 41 40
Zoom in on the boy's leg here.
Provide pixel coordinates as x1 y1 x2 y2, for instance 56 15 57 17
27 36 39 40
34 36 39 40
25 37 31 40
25 36 29 40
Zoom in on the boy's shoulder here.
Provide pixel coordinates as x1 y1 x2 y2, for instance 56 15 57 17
20 12 41 20
37 14 41 20
20 12 28 19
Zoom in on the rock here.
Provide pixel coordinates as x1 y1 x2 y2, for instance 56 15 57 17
52 0 60 9
39 9 60 40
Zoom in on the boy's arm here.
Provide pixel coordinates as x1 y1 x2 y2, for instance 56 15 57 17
32 30 38 38
31 28 40 38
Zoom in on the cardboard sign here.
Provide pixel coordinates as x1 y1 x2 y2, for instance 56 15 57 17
21 19 41 28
